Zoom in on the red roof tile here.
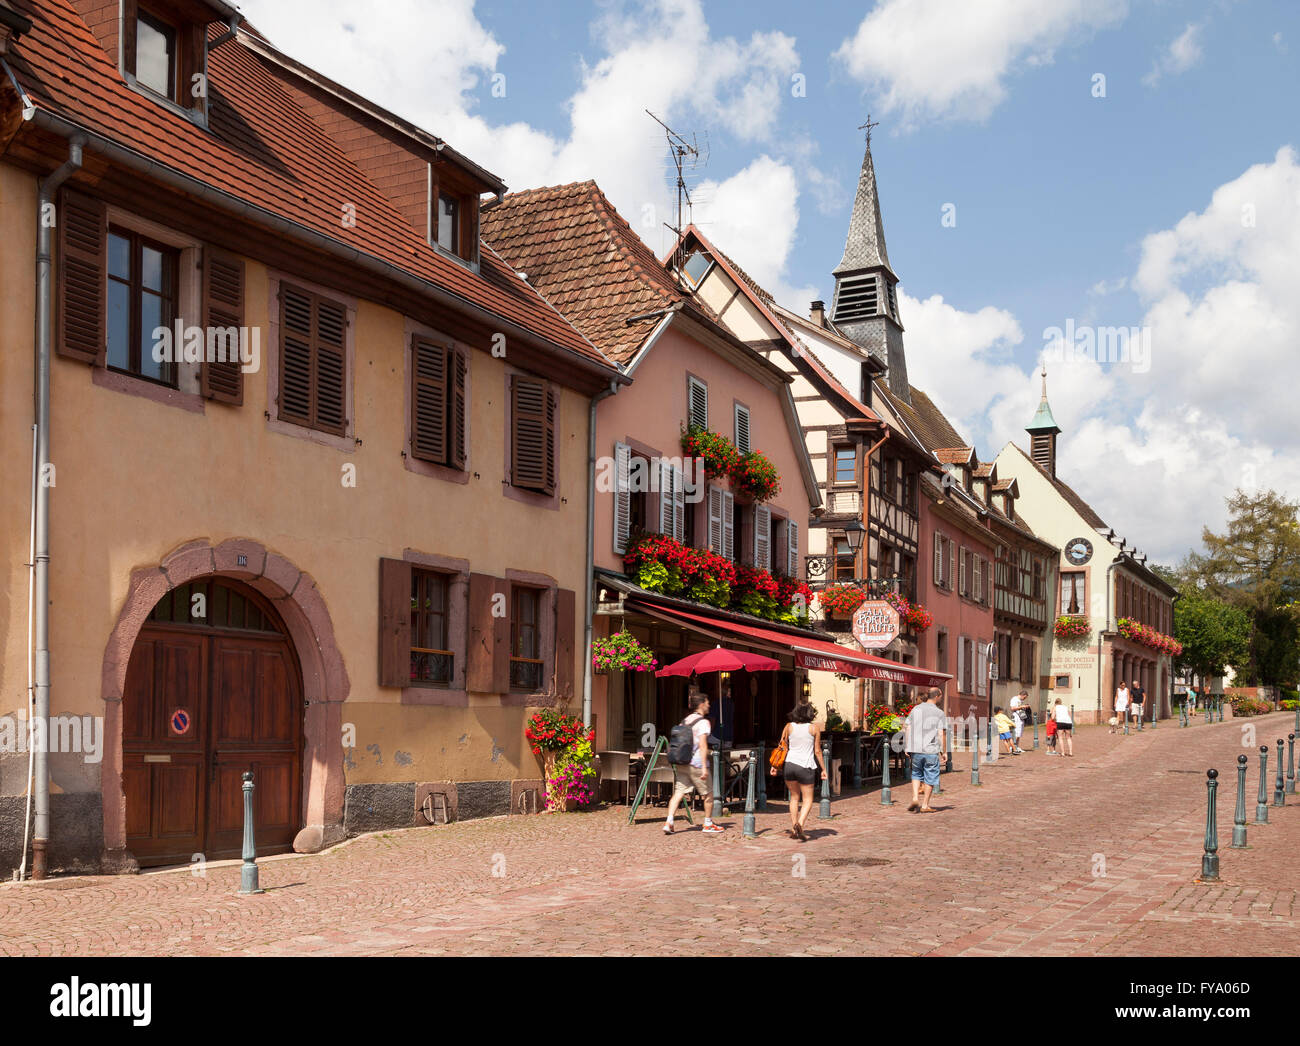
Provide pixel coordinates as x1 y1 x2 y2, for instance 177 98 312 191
6 0 609 369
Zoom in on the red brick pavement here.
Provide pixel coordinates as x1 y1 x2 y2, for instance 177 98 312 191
2 713 1297 956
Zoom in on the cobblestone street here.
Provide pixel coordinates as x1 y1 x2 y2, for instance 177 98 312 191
3 713 1298 957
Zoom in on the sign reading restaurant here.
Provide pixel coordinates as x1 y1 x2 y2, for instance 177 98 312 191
852 600 900 651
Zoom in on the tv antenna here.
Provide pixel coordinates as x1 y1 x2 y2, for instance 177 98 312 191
646 110 705 281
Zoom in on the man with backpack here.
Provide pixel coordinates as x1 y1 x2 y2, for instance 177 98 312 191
665 689 724 834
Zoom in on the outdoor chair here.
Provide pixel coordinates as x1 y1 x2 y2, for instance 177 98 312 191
596 751 631 804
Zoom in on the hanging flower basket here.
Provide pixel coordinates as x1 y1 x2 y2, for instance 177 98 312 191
592 631 658 673
681 426 741 477
732 450 781 503
884 591 933 633
1054 615 1090 640
817 584 866 618
1117 617 1182 655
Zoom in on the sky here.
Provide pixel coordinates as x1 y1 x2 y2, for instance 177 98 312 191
239 0 1300 566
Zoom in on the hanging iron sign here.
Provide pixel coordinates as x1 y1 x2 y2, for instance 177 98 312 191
852 600 900 651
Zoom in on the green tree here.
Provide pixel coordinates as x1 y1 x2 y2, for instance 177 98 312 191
1174 591 1252 685
1187 490 1300 686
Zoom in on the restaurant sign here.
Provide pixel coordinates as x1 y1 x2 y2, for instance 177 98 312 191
852 600 899 650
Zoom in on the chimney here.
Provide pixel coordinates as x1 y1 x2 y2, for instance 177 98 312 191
809 300 826 328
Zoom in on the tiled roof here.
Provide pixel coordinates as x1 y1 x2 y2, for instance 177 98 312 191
993 478 1017 493
480 181 694 364
974 462 995 479
934 447 975 465
6 0 608 368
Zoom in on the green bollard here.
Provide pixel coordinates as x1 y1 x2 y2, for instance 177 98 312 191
238 771 264 896
985 717 993 762
1150 698 1156 730
880 731 895 806
818 740 832 819
1124 708 1129 735
711 747 723 821
742 750 757 838
756 741 767 811
1294 706 1299 736
1201 769 1220 882
1288 735 1296 796
1274 739 1286 807
1232 755 1248 849
1255 747 1270 824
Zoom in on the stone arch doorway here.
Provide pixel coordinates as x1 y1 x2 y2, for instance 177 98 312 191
101 541 350 873
123 578 303 867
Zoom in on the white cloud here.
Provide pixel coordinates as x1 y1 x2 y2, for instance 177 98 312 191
903 147 1300 563
1142 22 1205 87
833 0 1128 126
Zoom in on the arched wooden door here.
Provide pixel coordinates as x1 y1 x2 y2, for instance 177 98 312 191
122 579 304 867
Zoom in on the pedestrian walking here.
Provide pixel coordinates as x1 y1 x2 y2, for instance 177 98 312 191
994 707 1020 755
1053 698 1074 756
664 689 723 835
1112 682 1129 733
770 700 826 841
904 687 948 813
1009 689 1030 751
1129 678 1145 727
1187 685 1198 717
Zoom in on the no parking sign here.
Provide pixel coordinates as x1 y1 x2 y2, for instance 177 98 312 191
170 708 192 736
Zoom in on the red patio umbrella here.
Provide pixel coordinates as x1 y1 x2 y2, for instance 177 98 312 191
655 644 780 678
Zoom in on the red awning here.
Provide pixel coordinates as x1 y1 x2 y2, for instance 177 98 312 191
627 600 953 688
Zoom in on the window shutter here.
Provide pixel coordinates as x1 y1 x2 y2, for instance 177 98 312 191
708 485 724 553
411 337 447 464
672 465 686 541
973 558 983 604
688 377 708 430
201 248 245 404
659 458 674 536
787 520 799 577
933 532 943 586
754 506 771 572
613 442 632 554
544 385 558 495
957 638 966 695
314 298 347 435
734 403 750 454
279 285 314 426
468 573 506 693
722 490 735 560
959 547 967 597
977 644 987 697
450 349 467 469
555 588 576 700
511 376 549 492
378 558 412 687
943 539 953 589
985 560 993 605
57 189 107 365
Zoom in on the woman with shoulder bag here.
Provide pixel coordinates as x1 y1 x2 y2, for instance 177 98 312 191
770 701 827 840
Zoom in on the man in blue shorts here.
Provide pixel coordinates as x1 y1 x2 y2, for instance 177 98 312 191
904 687 948 813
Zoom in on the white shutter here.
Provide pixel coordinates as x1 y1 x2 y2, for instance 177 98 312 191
613 442 631 554
957 637 966 695
977 643 987 697
974 557 983 604
787 520 799 577
688 376 708 430
944 539 953 589
708 485 724 553
754 506 771 572
659 458 674 536
672 465 685 541
734 403 751 454
985 560 993 605
959 547 967 597
933 532 943 586
722 490 735 560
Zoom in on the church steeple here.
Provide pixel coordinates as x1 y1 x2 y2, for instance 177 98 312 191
830 122 909 403
1026 367 1061 477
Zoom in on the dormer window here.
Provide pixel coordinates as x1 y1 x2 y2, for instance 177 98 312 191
135 12 176 98
436 193 459 254
120 0 209 123
679 250 713 289
428 166 479 268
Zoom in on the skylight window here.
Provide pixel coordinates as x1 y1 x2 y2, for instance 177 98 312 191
680 250 713 288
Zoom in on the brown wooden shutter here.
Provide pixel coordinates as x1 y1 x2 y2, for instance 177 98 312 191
57 189 107 365
511 376 549 492
201 248 245 405
314 297 347 435
279 284 314 426
411 336 447 464
544 385 558 495
555 588 576 700
378 558 412 687
468 573 510 693
450 348 467 469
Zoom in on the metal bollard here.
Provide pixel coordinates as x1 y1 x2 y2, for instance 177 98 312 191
853 734 863 790
1288 735 1296 796
1032 708 1039 749
985 717 993 762
1294 705 1299 737
1123 709 1129 735
238 771 264 895
1274 739 1286 807
711 747 723 821
1232 755 1248 849
971 718 981 786
1181 702 1187 728
880 732 895 806
742 750 757 839
756 741 767 811
1255 746 1270 824
818 740 832 819
1201 769 1220 882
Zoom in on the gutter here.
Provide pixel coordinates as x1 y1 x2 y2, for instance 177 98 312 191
30 134 86 879
582 381 621 730
1098 556 1119 723
30 110 620 389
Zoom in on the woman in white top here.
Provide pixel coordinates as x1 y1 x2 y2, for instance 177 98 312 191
1112 685 1129 734
1053 698 1074 757
771 701 827 841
